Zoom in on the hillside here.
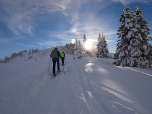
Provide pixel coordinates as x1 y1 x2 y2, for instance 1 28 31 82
0 48 152 114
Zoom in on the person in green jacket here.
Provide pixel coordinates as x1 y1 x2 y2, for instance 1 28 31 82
50 48 61 76
61 51 65 66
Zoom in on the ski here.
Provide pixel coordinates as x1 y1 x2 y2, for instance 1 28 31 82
52 74 56 78
52 70 61 78
61 64 65 74
52 76 56 78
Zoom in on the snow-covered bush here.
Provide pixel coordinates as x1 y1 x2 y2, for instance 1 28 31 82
28 50 33 60
4 56 10 63
1 49 39 63
10 50 27 60
65 43 75 54
34 49 39 53
0 59 5 63
26 49 39 60
73 39 83 59
11 53 18 59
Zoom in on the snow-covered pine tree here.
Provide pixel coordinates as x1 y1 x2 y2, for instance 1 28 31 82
74 39 78 54
114 6 150 67
28 50 33 60
18 51 23 57
4 56 10 63
11 53 15 59
147 43 152 67
96 33 109 58
83 34 87 43
89 43 96 57
79 40 81 47
73 39 78 59
73 39 83 59
65 43 74 54
65 43 70 53
83 34 91 56
70 43 75 54
77 40 83 58
78 40 83 54
96 33 101 57
0 59 5 63
135 6 152 66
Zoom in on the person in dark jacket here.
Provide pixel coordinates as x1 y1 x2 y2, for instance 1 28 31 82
61 51 65 66
50 48 61 76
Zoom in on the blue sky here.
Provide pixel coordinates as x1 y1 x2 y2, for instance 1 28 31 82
0 0 152 59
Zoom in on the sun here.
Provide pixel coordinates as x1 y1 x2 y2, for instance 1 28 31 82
71 39 75 44
84 41 92 50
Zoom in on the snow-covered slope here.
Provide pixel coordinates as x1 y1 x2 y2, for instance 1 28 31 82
109 53 114 58
0 49 152 114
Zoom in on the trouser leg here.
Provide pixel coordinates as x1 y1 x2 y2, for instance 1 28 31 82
57 60 60 70
61 58 64 65
62 57 64 65
53 61 56 74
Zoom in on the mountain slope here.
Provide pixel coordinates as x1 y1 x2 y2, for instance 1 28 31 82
0 49 152 114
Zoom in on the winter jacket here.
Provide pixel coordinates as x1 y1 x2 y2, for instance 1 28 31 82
61 52 65 58
50 49 61 61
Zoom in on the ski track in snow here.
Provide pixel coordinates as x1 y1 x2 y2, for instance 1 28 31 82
0 50 152 114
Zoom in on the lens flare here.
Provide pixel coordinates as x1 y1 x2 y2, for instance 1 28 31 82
84 41 92 50
71 39 75 44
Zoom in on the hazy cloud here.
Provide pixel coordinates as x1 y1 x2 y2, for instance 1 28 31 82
0 0 150 41
0 0 72 35
0 36 25 43
112 0 150 5
38 40 67 47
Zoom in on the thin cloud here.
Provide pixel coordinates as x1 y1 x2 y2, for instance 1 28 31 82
1 0 150 37
112 0 150 5
87 39 114 42
68 0 116 45
105 32 116 35
0 0 113 37
0 36 25 43
17 43 38 48
38 41 68 47
0 0 72 36
49 31 75 41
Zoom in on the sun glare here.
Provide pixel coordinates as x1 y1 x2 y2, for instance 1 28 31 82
71 39 75 44
84 41 92 50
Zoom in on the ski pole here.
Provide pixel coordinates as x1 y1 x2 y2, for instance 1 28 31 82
61 61 65 74
64 57 65 74
48 57 51 71
63 65 65 74
65 57 66 65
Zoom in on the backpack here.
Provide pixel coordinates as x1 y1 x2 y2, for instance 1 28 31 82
51 49 58 58
61 53 64 58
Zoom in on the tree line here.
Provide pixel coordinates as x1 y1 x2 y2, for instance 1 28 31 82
0 49 40 63
64 33 109 59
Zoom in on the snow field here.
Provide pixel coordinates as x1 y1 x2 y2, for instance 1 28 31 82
0 49 152 114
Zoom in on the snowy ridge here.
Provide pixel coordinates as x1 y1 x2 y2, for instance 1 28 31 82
0 47 152 114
